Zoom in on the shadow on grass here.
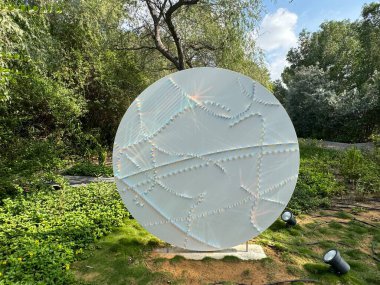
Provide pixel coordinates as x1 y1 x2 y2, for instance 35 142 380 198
72 218 176 285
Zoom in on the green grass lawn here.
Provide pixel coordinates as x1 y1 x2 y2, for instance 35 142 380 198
255 209 380 285
71 207 379 285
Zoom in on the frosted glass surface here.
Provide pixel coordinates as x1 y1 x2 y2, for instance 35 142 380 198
113 67 299 251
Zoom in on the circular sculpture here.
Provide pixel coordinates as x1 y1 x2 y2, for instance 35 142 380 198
113 67 299 251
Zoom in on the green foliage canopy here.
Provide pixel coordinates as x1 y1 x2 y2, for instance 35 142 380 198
278 3 380 142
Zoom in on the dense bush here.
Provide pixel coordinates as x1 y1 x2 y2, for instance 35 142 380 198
0 139 68 201
64 161 113 177
0 0 147 201
0 183 128 284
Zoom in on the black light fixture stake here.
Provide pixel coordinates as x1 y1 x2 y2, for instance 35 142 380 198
281 210 297 226
323 249 350 275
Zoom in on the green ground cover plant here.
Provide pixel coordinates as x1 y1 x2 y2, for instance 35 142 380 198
0 183 128 284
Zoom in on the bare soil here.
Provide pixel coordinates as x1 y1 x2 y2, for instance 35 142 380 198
147 249 292 285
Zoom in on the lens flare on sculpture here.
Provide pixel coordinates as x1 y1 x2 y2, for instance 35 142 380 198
113 67 300 251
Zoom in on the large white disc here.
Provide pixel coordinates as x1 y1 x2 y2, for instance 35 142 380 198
113 67 299 251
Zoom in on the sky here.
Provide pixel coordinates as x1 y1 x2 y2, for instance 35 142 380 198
257 0 377 80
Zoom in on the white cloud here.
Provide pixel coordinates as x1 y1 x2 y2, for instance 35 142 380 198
268 55 290 82
257 8 298 52
256 8 298 80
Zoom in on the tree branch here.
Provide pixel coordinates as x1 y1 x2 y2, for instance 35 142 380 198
188 43 219 51
113 46 156 51
144 0 181 69
165 0 199 16
186 59 193 68
139 1 202 70
164 0 199 70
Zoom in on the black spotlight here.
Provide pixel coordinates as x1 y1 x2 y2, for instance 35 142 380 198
323 249 350 275
281 210 297 226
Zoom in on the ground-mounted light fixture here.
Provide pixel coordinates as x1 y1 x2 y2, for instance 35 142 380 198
323 249 350 275
281 210 297 226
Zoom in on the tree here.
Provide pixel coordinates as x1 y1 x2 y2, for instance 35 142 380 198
281 3 380 142
284 22 363 92
285 66 336 139
46 0 149 145
272 79 287 105
358 2 380 85
0 0 150 200
0 0 88 198
119 0 270 87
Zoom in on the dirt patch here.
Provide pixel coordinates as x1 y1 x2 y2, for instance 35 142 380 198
150 259 266 285
74 270 101 282
303 215 348 225
358 235 374 255
357 210 380 223
148 247 293 285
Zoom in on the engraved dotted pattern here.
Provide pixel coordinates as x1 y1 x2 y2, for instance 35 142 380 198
113 68 299 251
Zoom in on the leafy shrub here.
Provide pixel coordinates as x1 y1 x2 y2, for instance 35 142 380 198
370 132 380 162
0 182 128 284
70 132 108 164
289 159 341 213
340 147 380 195
340 148 364 180
0 139 68 201
63 161 113 177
